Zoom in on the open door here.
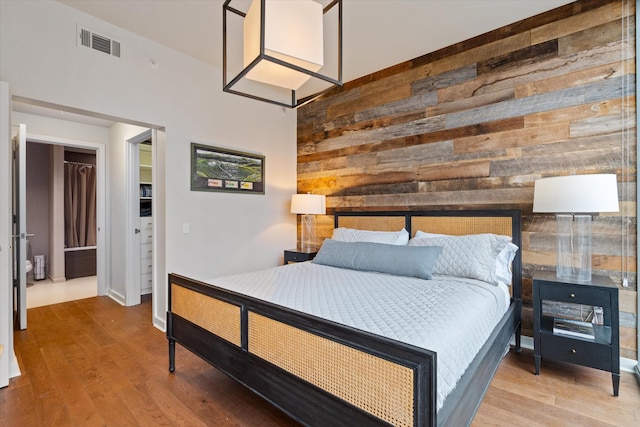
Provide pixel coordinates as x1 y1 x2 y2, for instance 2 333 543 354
12 123 26 330
125 128 152 306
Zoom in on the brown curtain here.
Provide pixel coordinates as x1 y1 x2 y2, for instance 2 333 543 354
64 163 97 248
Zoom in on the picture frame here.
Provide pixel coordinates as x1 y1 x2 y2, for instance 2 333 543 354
191 143 265 194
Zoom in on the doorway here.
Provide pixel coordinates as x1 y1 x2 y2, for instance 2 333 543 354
21 133 108 306
1 92 168 387
24 141 99 308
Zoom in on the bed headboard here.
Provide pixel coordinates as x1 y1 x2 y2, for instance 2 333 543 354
334 210 523 300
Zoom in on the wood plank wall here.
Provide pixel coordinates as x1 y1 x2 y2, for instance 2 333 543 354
296 0 638 360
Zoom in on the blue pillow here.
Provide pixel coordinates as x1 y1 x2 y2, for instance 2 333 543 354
312 239 442 280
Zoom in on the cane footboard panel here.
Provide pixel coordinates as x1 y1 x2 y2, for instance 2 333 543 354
249 312 416 427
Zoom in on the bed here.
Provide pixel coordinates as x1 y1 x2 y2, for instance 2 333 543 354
167 209 522 426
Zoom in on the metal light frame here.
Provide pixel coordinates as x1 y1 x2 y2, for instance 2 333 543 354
223 0 343 108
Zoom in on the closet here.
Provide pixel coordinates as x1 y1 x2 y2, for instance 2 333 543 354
139 142 152 295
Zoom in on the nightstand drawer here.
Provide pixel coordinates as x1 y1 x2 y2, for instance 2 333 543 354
538 284 610 306
286 252 315 262
284 248 319 264
540 334 612 371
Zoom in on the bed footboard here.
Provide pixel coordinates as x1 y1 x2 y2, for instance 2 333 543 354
168 274 436 427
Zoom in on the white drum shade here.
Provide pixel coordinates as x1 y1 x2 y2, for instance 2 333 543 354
532 174 619 214
291 193 326 215
244 0 324 90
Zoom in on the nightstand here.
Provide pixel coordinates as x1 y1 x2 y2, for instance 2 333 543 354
284 247 319 265
532 271 619 396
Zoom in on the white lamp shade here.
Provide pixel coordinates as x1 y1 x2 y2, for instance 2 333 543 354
291 193 326 215
244 0 324 90
533 174 619 213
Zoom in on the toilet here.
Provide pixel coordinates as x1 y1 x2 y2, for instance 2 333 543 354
25 239 33 274
14 239 33 277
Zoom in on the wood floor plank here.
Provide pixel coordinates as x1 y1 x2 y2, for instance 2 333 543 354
1 297 638 426
0 381 40 427
473 396 552 427
39 344 106 426
476 386 617 427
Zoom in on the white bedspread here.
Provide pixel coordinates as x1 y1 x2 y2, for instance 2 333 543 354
205 261 510 410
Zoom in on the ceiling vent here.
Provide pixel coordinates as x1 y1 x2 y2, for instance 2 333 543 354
78 26 121 58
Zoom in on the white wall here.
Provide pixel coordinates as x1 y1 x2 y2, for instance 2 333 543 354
12 112 111 144
108 122 148 304
49 144 65 282
1 1 297 326
26 142 50 267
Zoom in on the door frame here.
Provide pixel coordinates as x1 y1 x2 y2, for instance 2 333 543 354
25 133 108 297
0 82 19 385
13 124 26 330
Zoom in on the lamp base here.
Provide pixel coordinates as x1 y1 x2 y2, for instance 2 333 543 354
556 214 592 283
300 214 316 250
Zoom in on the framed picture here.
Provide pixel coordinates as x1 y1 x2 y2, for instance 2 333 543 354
191 143 265 194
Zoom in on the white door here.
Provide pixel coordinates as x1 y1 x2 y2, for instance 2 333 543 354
126 129 152 306
12 124 26 330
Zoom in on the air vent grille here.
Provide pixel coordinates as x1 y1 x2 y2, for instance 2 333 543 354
77 25 121 58
92 34 111 54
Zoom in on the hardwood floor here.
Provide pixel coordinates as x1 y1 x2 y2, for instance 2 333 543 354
1 296 638 426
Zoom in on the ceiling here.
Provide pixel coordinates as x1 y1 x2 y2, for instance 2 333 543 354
57 0 575 84
16 0 575 125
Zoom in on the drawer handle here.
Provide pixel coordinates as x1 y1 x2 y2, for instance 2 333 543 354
571 349 576 354
570 293 576 298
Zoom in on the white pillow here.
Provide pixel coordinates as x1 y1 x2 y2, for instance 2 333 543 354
408 233 517 285
411 230 518 286
332 227 409 245
414 230 446 239
496 242 519 286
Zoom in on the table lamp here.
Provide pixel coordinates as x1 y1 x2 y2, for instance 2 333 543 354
532 174 619 282
291 193 326 250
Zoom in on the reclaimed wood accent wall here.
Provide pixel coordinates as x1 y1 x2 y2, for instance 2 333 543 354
297 0 638 359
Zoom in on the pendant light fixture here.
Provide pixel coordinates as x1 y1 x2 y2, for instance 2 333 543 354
223 0 342 108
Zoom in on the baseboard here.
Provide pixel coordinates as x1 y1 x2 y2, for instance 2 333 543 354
621 355 638 374
9 350 20 379
153 314 166 332
48 274 66 283
512 335 638 373
107 289 126 306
